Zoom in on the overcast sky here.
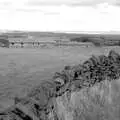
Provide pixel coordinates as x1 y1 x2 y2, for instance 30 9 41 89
0 0 120 32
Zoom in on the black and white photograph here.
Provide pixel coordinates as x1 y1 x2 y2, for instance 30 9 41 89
0 0 120 120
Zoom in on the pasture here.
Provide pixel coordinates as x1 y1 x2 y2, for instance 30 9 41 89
0 46 119 110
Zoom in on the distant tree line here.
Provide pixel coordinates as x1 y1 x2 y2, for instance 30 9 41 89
70 37 103 46
70 36 120 47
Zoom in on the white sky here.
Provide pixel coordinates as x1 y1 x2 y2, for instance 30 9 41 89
0 0 120 32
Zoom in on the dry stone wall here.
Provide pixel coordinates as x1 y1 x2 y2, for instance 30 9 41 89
1 50 120 120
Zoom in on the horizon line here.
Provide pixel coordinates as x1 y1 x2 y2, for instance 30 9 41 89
0 29 120 34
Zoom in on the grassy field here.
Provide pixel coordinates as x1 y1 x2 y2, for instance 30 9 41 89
0 46 120 110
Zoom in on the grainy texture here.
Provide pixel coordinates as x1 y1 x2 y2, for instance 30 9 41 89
1 49 120 120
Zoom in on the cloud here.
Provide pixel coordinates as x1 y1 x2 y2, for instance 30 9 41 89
0 1 11 6
0 0 119 8
0 0 120 32
114 1 120 6
0 0 61 15
26 0 118 6
26 0 82 6
15 8 60 15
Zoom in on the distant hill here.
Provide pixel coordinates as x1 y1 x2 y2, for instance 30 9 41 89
0 30 120 46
